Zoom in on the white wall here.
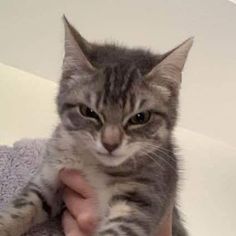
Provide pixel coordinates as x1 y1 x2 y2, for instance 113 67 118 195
0 0 235 147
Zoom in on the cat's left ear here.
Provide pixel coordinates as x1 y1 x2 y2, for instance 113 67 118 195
62 16 96 75
145 38 193 88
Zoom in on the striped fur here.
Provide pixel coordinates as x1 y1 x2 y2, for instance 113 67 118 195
0 17 193 236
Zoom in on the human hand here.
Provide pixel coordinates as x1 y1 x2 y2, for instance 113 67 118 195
60 169 99 236
60 169 172 236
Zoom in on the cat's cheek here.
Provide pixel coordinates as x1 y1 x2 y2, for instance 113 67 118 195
60 111 79 131
66 111 84 129
156 125 169 141
61 117 76 131
94 153 130 167
144 117 168 140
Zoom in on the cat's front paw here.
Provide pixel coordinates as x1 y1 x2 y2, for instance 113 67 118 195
0 228 10 236
0 217 12 236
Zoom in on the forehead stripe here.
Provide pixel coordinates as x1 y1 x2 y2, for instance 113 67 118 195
102 65 141 106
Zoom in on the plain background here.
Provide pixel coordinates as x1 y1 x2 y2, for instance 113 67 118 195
0 0 235 148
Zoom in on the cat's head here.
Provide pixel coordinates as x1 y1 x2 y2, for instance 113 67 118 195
57 17 193 167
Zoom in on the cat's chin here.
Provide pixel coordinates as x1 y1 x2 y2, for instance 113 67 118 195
94 152 130 167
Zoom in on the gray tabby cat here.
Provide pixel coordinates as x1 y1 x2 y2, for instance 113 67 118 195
0 17 193 236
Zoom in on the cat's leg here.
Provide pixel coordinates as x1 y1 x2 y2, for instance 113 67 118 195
0 162 62 236
172 207 188 236
97 191 166 236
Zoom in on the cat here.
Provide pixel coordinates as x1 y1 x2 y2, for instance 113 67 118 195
0 16 193 236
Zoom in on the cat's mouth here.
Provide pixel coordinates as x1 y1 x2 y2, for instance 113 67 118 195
94 151 129 167
96 151 120 158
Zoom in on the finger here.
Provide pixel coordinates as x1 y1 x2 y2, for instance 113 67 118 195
62 210 85 236
63 187 98 234
59 169 94 198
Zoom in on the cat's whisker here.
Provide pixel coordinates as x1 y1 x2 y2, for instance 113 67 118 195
133 141 168 168
150 150 176 171
139 150 165 170
139 143 176 171
149 151 175 171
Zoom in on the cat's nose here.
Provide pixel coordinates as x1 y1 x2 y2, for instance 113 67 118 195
101 125 122 153
102 142 119 153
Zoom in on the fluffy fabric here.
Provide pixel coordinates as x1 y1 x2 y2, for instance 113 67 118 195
0 139 63 236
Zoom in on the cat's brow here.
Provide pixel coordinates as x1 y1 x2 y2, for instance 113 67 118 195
137 99 148 111
84 92 91 104
132 98 149 113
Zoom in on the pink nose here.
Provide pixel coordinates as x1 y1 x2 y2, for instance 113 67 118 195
101 125 122 153
102 142 119 153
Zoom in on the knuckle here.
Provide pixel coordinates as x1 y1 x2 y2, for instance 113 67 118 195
78 212 98 230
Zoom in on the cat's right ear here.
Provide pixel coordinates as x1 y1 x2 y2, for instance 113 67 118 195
63 16 96 75
145 38 193 90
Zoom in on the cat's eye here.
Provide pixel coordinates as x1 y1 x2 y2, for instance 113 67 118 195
79 104 100 121
128 111 151 125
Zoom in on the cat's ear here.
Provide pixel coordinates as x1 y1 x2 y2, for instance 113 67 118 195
63 16 96 75
146 38 193 88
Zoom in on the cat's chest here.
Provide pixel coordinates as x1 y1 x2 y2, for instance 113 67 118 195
56 152 112 214
81 166 114 218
